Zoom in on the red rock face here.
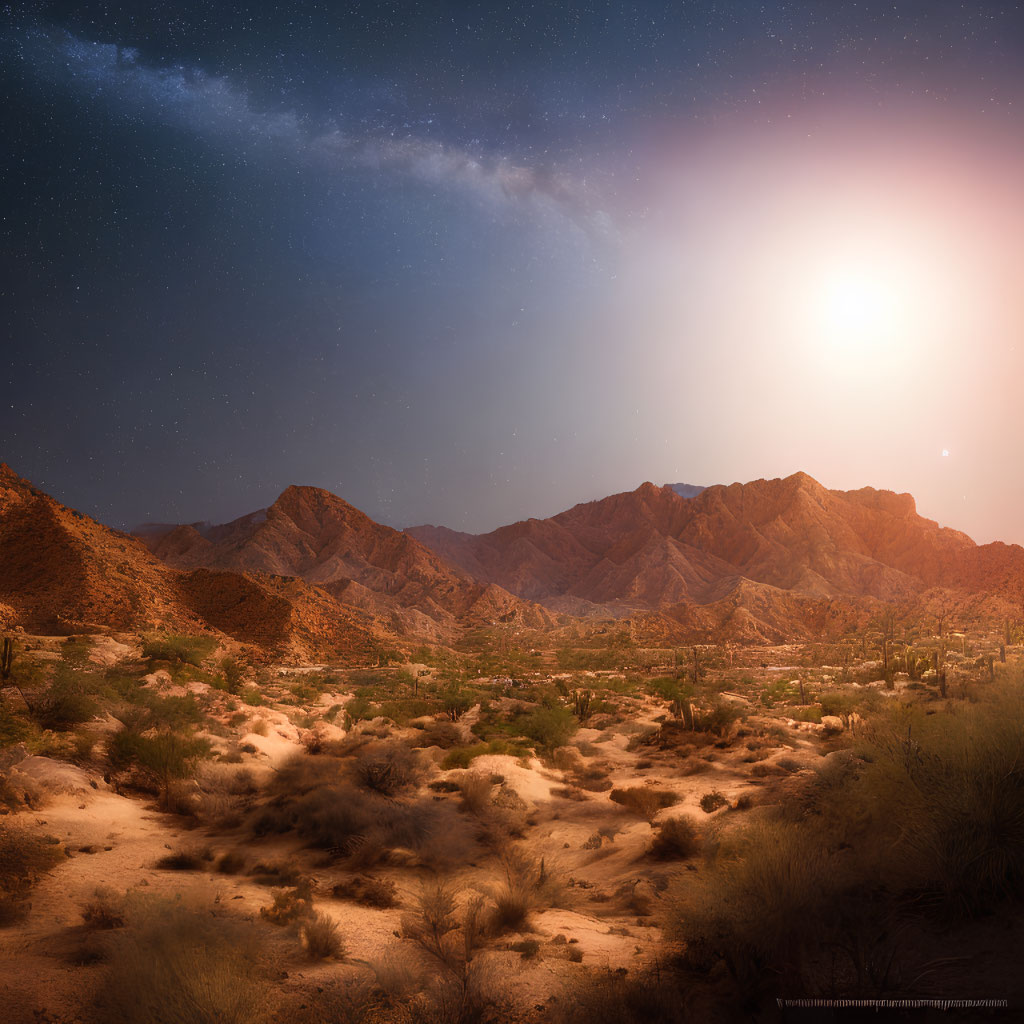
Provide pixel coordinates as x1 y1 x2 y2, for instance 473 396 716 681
408 471 1024 613
6 461 1024 651
0 464 383 660
136 482 553 633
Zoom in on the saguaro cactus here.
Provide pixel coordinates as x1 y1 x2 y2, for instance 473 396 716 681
1 636 12 682
572 689 592 721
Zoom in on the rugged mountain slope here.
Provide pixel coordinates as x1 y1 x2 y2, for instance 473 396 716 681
0 464 383 661
408 472 1021 613
137 484 554 632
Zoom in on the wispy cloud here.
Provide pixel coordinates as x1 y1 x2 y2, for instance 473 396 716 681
14 26 613 237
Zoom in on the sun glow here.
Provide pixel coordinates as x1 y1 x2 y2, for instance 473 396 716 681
818 270 897 341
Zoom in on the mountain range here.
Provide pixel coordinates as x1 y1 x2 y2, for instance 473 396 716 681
2 461 1022 655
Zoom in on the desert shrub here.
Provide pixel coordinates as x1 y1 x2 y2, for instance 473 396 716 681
255 771 478 871
218 657 245 694
699 791 728 813
31 673 98 731
215 850 247 875
97 897 273 1024
397 881 509 1024
400 882 487 976
553 966 691 1024
301 911 345 960
0 705 33 749
490 849 566 932
108 726 211 806
141 635 217 668
522 707 578 752
0 826 64 924
666 819 870 998
572 764 613 792
0 764 44 810
260 884 314 925
248 862 304 887
289 980 379 1024
82 887 126 929
156 849 205 871
352 740 424 796
331 874 398 908
694 700 743 736
851 693 1024 916
610 787 680 821
511 937 541 958
441 738 530 770
441 744 483 770
441 687 474 722
429 779 462 793
410 719 463 749
457 772 494 816
650 817 701 860
552 745 583 771
551 786 588 801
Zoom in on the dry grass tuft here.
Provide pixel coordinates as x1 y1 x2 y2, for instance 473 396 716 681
610 786 680 821
97 897 273 1024
650 817 701 860
301 910 345 960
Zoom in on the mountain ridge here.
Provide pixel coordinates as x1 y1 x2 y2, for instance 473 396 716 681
5 462 1023 652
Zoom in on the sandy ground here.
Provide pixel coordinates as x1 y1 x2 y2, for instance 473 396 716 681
0 670 839 1024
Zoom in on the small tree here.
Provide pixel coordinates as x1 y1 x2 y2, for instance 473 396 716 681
442 687 473 722
109 728 210 808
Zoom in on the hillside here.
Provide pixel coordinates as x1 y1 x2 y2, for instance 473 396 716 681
136 484 554 634
408 472 1024 615
0 464 384 661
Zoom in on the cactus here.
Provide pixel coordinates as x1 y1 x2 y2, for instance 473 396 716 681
571 689 592 721
1 636 11 682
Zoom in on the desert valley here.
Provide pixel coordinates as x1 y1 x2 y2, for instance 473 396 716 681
2 463 1024 1021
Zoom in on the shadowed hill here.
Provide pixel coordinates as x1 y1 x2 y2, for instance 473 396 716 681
137 483 554 633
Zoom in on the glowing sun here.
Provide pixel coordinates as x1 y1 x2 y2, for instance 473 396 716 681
820 271 896 338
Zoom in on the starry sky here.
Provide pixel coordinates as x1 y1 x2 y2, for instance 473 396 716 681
3 2 1024 543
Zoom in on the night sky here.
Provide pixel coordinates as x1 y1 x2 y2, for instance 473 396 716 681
4 3 1024 543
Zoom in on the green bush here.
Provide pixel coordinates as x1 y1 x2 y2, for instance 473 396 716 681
241 685 264 707
441 739 530 770
31 671 98 731
522 707 578 753
108 727 211 806
141 635 217 668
